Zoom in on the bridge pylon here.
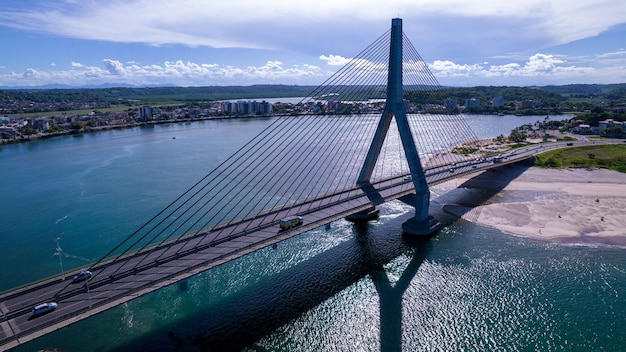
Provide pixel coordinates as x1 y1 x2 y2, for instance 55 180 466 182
356 18 440 235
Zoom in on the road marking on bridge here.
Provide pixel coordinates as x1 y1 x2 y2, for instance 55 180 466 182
0 302 15 338
1 320 14 338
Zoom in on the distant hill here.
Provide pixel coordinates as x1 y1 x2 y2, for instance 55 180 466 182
94 85 318 102
0 83 155 90
1 84 625 114
539 83 626 96
0 85 318 105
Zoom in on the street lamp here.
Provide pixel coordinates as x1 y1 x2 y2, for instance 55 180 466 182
55 237 65 280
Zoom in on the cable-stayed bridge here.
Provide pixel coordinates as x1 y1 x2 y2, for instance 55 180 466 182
1 18 562 349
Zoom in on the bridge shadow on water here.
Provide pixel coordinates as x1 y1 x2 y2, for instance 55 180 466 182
112 214 433 352
112 165 527 352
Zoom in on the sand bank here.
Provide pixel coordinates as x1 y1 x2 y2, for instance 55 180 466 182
437 166 626 247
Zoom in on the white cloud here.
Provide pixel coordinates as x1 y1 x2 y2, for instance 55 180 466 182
428 53 613 85
1 0 625 88
523 53 565 73
3 50 624 87
103 59 126 76
597 50 626 59
23 68 40 78
320 55 352 66
429 60 487 77
0 58 329 87
1 0 624 50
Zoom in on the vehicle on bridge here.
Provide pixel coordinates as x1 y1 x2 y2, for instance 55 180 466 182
279 216 303 230
72 270 92 283
32 302 57 316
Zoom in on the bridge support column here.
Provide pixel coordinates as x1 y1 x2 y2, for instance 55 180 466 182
402 216 440 235
346 206 380 222
356 18 440 236
399 192 440 235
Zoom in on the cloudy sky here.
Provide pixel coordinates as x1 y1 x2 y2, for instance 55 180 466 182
1 0 625 88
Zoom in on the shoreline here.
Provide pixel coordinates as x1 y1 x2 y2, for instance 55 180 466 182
0 115 258 145
437 165 626 247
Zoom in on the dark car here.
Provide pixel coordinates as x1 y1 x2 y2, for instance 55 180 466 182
72 270 92 283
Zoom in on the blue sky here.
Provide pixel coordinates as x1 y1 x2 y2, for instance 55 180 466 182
1 0 625 88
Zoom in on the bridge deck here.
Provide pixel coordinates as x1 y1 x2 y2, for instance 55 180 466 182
1 172 420 348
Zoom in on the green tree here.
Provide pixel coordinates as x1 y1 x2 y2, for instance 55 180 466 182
70 122 83 130
602 126 624 137
509 129 527 142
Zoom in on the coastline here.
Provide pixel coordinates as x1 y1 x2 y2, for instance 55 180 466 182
438 165 626 247
0 114 263 145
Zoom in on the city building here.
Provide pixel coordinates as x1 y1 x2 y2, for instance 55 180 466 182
464 98 480 108
444 98 458 110
492 96 505 107
137 106 154 121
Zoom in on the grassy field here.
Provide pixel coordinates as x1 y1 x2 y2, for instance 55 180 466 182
8 104 139 118
533 144 626 173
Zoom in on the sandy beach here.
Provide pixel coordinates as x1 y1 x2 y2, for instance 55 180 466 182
437 165 626 247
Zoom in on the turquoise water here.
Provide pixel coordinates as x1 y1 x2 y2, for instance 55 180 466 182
3 115 625 351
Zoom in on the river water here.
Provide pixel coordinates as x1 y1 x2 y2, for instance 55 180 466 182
2 114 626 351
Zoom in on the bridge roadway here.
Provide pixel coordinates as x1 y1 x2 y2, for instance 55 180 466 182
0 139 615 349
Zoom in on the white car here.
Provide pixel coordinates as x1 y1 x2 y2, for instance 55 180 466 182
32 302 57 315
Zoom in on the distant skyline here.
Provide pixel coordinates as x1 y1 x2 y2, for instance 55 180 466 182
1 0 626 88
